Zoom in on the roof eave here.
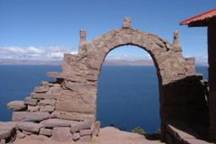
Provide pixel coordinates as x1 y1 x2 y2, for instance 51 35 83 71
180 8 216 27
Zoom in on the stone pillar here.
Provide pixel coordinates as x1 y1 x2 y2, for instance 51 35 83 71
80 29 87 47
172 30 182 53
122 17 132 28
208 19 216 141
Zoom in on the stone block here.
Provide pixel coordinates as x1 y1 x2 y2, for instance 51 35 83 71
33 85 50 93
39 99 56 106
51 127 72 142
70 120 93 133
22 130 32 135
39 128 52 137
80 129 92 137
40 118 79 128
12 112 50 122
0 121 17 129
47 86 62 95
0 129 13 139
0 122 17 139
31 93 57 100
17 122 43 133
24 97 38 106
72 132 80 141
62 85 96 101
7 100 26 111
55 93 96 114
16 130 26 139
40 105 55 112
80 135 92 142
28 105 39 112
51 111 95 121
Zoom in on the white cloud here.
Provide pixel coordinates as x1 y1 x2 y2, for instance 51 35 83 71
106 52 152 61
0 46 78 61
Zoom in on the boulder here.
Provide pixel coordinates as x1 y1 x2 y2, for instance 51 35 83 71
24 97 38 106
40 119 78 128
17 122 43 133
12 112 50 122
39 128 52 136
7 100 26 111
51 127 72 142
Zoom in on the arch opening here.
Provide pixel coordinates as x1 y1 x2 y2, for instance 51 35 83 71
96 45 161 134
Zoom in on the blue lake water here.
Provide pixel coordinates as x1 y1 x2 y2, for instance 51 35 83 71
0 65 208 133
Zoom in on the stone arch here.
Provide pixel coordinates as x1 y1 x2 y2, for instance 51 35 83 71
84 28 190 85
49 19 208 140
80 27 196 130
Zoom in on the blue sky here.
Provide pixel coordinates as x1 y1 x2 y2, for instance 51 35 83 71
0 0 215 63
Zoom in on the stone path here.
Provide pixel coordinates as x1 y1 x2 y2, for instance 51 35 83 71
14 127 164 144
93 127 164 144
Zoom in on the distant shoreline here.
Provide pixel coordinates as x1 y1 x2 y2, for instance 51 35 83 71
0 59 208 66
0 64 208 67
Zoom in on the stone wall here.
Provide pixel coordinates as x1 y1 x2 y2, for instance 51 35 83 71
1 81 100 143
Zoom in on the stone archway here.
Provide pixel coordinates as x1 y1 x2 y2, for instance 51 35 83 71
97 45 161 133
49 18 208 140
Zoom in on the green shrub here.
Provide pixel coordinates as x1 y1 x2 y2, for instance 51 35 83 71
131 127 146 135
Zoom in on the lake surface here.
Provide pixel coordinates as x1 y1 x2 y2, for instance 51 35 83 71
0 65 208 133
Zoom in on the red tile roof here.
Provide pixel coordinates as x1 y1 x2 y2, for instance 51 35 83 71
180 8 216 26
